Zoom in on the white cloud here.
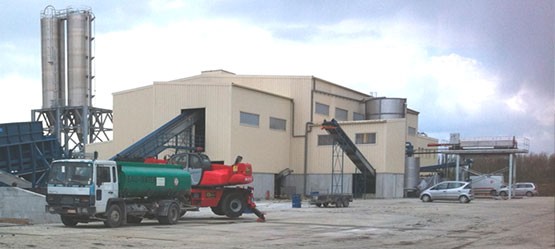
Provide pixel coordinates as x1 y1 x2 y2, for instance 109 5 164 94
425 54 499 114
0 74 41 123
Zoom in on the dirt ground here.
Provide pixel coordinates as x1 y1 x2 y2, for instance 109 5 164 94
0 197 553 249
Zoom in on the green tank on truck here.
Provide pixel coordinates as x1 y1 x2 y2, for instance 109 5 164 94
45 159 192 228
118 161 191 198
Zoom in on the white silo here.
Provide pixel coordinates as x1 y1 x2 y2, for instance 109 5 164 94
40 5 66 108
66 8 93 107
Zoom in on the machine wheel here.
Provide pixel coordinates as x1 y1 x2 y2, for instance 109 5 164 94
343 199 350 208
526 191 533 197
499 191 507 197
211 206 225 216
104 204 123 228
336 201 343 208
158 202 180 225
459 195 470 203
421 194 432 202
126 215 142 224
222 192 246 218
61 216 78 227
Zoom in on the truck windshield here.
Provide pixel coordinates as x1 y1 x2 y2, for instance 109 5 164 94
47 162 93 187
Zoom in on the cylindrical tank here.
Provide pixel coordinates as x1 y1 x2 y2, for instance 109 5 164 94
365 97 406 120
67 9 92 107
40 6 66 108
117 162 192 199
404 157 420 190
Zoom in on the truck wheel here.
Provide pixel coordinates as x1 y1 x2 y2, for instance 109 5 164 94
336 201 343 208
61 216 78 227
211 206 225 216
104 204 123 228
343 199 350 208
158 202 180 225
499 191 507 197
222 192 246 218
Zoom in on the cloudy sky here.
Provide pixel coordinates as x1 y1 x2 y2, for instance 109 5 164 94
0 0 553 154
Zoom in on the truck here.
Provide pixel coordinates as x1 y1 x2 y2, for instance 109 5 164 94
45 153 265 228
469 175 505 196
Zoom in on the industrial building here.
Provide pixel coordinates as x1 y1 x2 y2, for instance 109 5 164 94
88 69 438 199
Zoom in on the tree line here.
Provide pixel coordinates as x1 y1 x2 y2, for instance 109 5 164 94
468 153 555 196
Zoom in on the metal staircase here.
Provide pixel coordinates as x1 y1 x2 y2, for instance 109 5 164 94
111 109 204 160
321 119 376 176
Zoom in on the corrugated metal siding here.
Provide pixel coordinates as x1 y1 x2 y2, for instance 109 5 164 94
152 83 233 161
231 85 292 173
112 86 155 156
232 76 313 136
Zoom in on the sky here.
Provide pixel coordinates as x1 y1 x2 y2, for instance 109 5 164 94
0 0 553 154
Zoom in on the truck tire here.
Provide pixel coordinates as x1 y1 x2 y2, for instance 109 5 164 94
211 206 225 216
104 204 123 228
343 199 350 207
222 192 246 218
336 201 343 208
158 202 180 225
61 215 78 227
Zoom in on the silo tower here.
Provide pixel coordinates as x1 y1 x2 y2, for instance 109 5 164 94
33 6 112 157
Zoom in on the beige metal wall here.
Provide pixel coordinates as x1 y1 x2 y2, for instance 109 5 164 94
150 82 233 162
308 120 407 174
230 85 293 173
231 75 313 136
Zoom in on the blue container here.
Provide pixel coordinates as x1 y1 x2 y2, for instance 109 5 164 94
292 194 301 208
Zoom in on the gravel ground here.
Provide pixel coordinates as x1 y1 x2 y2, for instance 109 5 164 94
0 197 553 249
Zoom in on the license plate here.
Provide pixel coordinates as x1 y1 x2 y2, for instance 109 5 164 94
66 209 76 214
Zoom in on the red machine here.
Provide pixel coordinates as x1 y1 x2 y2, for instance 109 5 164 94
146 153 265 221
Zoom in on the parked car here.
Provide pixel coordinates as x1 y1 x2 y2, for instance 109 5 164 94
420 181 474 203
498 182 539 197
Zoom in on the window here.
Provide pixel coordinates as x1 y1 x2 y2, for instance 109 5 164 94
408 126 416 136
240 112 259 127
353 112 365 121
315 102 329 115
96 166 111 184
269 117 286 131
318 135 334 145
355 133 376 144
335 108 348 121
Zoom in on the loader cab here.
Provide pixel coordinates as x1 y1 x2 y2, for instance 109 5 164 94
168 153 211 185
168 153 211 170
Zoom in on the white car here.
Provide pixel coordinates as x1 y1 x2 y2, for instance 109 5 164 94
499 182 539 197
420 181 474 203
